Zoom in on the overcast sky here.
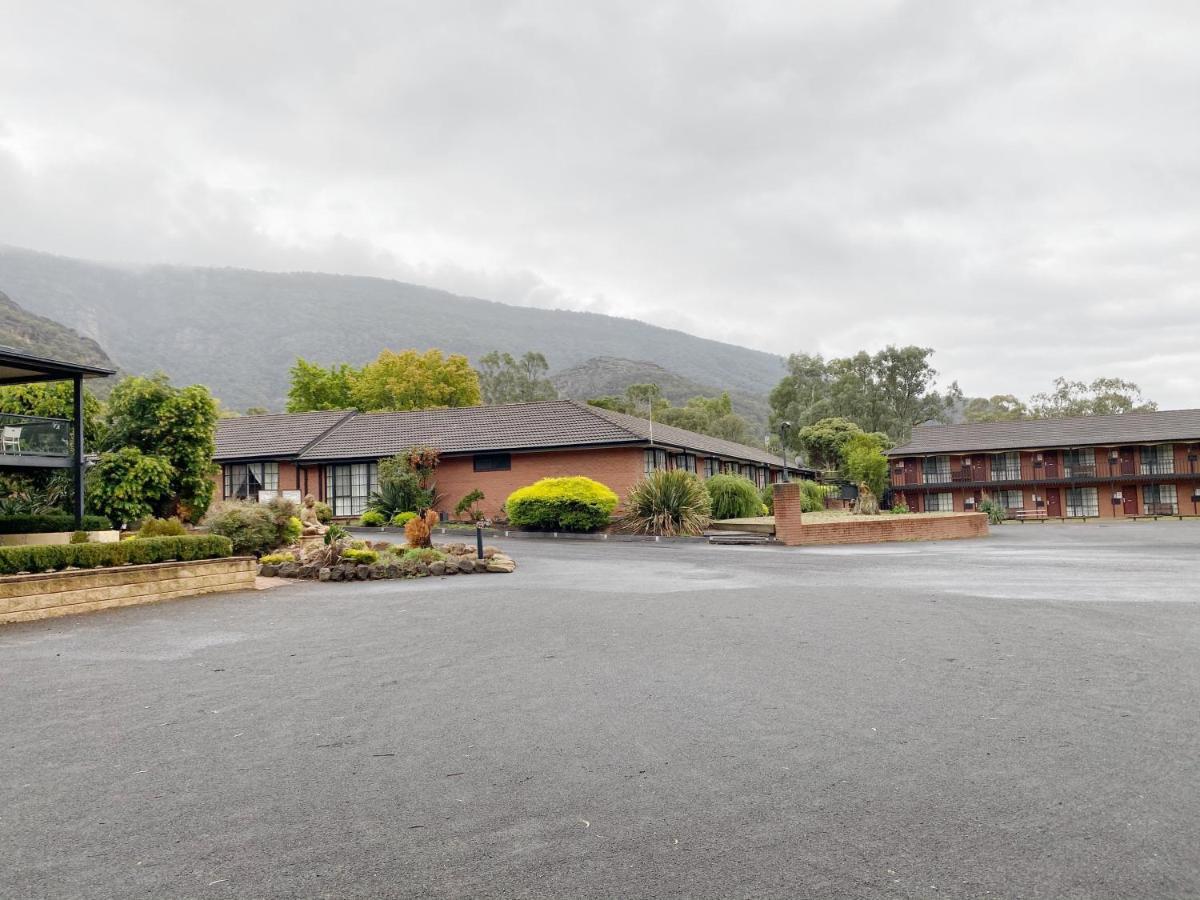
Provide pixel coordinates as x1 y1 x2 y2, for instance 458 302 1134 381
1 1 1198 405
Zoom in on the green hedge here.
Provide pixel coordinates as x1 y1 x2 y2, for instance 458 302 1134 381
0 535 234 576
0 513 113 535
505 476 618 532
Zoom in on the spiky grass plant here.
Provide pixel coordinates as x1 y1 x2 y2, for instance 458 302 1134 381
620 469 712 537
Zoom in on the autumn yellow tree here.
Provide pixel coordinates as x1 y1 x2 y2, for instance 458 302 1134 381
350 349 482 412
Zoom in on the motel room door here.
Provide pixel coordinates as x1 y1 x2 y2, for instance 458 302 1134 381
1043 487 1061 517
1122 486 1139 516
1117 448 1136 476
1040 451 1059 479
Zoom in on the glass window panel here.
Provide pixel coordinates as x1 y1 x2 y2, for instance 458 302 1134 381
923 456 951 484
990 452 1021 481
1066 487 1099 517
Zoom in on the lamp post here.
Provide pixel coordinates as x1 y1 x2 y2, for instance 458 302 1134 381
779 421 792 482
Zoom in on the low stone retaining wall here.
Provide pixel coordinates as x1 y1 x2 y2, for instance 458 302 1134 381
773 483 988 546
0 530 120 546
0 557 257 625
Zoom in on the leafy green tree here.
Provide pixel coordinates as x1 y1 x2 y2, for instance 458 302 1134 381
0 380 105 446
351 349 481 412
102 374 219 520
1029 377 1156 418
964 394 1028 423
770 346 958 446
590 387 758 445
658 394 757 445
286 358 356 412
842 443 889 500
477 351 558 404
85 447 175 526
828 346 960 440
796 418 865 471
768 353 837 439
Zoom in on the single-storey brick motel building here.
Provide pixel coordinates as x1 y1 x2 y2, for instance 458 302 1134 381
214 400 810 519
887 408 1200 519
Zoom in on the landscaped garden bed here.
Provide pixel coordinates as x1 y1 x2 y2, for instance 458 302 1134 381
258 540 516 580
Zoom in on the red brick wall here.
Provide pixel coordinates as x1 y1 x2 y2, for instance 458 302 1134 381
788 513 988 545
435 447 646 518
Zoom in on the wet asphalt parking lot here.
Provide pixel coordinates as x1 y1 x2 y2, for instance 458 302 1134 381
2 521 1199 899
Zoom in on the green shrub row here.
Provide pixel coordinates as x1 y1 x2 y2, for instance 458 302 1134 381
0 534 234 576
0 513 113 535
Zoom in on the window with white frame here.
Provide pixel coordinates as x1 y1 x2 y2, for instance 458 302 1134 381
1143 483 1178 513
922 456 951 484
924 492 954 512
324 462 378 517
993 489 1025 510
224 462 279 500
644 448 667 474
674 453 697 473
1140 445 1175 475
704 458 719 478
1065 487 1099 517
990 452 1021 481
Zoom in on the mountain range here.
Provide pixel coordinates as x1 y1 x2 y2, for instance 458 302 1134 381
0 245 784 416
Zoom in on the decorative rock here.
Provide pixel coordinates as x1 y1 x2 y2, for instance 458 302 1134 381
486 555 516 573
278 562 299 578
384 564 401 579
472 558 489 573
442 563 458 576
482 546 500 559
259 564 279 578
456 557 475 574
429 561 446 576
299 565 317 579
415 562 430 576
355 564 371 580
329 566 344 582
318 567 332 582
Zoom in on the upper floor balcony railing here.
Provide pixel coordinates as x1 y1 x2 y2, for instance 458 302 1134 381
0 413 72 459
1062 463 1097 479
1140 461 1175 476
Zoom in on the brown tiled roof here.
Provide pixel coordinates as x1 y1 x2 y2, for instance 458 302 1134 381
580 402 794 468
298 400 635 460
217 399 800 469
888 408 1200 456
214 409 356 460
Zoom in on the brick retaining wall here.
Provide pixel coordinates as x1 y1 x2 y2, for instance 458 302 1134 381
0 557 257 625
772 483 988 546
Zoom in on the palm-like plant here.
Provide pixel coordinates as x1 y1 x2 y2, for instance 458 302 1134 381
620 469 712 537
367 473 430 519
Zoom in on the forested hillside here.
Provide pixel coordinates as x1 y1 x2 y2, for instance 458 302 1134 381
0 245 786 412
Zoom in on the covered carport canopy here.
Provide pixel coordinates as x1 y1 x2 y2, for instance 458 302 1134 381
0 345 116 524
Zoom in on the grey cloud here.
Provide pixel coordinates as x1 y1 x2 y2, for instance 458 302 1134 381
0 0 1198 405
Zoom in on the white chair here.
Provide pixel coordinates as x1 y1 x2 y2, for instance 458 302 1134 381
1 426 20 454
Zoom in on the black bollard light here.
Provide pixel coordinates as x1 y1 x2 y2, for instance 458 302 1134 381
476 520 485 559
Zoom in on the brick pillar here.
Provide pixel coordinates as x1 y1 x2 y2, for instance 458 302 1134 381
773 482 804 546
